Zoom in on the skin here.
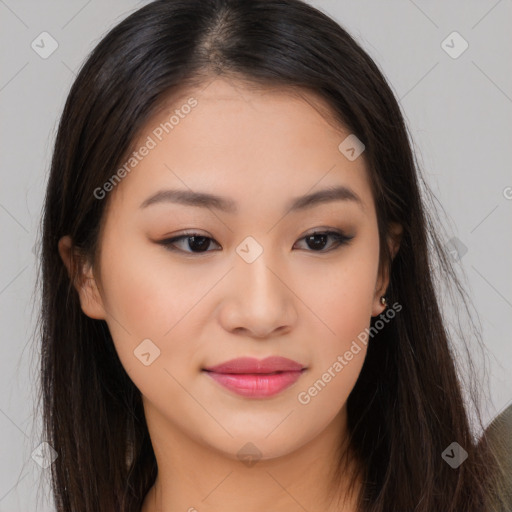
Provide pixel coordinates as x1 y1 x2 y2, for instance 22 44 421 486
59 77 401 512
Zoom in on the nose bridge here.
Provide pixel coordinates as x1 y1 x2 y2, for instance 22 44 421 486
223 234 295 337
235 236 282 305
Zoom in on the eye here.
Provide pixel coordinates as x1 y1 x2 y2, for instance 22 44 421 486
158 232 221 254
157 230 354 254
293 230 354 252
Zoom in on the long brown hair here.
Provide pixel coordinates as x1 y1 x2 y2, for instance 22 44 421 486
35 0 505 510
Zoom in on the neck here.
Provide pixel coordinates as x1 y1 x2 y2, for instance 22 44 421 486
140 402 363 512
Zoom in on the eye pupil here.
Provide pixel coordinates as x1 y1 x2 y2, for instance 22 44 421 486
188 236 210 252
306 233 328 251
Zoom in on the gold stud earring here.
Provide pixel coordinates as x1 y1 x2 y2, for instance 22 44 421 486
380 296 387 307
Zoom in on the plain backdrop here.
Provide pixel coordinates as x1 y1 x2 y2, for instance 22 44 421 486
0 1 511 510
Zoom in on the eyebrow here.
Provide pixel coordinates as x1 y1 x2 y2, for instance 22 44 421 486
139 185 364 214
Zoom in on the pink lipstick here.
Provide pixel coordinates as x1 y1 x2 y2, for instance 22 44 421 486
203 356 306 398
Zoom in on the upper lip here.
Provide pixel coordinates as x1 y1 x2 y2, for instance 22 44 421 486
203 356 305 374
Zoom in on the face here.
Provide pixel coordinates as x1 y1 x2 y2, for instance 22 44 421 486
60 77 398 462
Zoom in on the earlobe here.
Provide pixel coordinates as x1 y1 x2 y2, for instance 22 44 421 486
371 292 388 318
58 236 107 320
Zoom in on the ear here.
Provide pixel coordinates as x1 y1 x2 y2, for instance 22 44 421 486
58 235 107 320
371 222 403 317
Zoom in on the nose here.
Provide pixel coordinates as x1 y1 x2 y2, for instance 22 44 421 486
218 249 297 339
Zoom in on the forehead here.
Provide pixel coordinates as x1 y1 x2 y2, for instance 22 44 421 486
105 77 374 218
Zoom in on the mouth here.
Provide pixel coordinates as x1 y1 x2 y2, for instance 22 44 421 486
202 356 307 398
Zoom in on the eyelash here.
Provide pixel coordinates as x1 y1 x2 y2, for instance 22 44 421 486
157 229 354 255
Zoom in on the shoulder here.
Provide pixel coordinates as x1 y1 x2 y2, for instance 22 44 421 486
482 404 512 511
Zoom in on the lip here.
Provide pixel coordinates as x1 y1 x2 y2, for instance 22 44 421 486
203 356 304 374
202 357 306 398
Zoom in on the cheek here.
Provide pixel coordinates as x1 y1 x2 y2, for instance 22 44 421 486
99 234 214 336
296 237 378 398
294 260 374 418
97 235 226 384
298 242 379 342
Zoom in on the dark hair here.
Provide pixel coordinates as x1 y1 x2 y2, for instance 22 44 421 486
35 0 505 510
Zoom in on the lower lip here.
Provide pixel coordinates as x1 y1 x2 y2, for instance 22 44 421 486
204 370 305 398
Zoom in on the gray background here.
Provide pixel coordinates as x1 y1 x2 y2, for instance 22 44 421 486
1 1 511 510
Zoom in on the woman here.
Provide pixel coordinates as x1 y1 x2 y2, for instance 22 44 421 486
37 0 507 510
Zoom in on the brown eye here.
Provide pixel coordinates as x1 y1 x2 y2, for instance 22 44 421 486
293 230 353 252
159 233 220 253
